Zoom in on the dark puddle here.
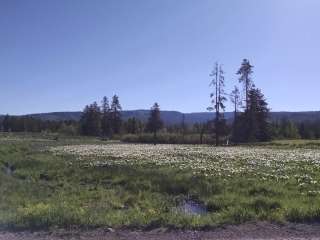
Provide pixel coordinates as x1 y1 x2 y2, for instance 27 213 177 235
175 199 208 216
3 162 15 176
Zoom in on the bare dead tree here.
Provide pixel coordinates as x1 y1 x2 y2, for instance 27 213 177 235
208 62 226 146
230 85 241 119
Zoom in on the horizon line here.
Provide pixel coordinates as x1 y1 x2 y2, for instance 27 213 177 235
2 109 320 117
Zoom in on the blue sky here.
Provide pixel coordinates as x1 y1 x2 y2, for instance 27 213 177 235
1 0 320 115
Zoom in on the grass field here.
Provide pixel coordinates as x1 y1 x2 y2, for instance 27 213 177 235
1 133 320 230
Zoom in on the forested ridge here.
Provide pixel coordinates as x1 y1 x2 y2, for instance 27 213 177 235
2 59 320 143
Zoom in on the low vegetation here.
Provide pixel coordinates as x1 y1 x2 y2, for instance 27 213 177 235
121 133 215 145
1 134 320 230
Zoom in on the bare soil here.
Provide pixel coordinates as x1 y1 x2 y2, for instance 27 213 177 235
1 222 320 240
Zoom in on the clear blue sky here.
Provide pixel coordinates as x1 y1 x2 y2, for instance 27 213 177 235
1 0 320 115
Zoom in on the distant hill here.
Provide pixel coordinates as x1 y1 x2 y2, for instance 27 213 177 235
28 112 83 122
22 110 320 125
27 110 218 124
270 111 320 122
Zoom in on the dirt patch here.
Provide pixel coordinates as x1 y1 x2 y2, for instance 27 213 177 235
1 222 320 240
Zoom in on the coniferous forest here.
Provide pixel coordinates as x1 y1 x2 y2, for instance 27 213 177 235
1 59 320 144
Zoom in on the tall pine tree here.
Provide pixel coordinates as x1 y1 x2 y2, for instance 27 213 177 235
230 86 241 143
80 102 101 136
208 63 227 146
237 59 253 110
146 102 163 143
234 87 271 142
101 96 111 137
110 95 122 135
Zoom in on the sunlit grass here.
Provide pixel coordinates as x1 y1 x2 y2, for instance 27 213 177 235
1 134 320 230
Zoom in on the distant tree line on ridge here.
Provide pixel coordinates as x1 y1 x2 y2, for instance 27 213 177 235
78 95 164 141
1 59 320 144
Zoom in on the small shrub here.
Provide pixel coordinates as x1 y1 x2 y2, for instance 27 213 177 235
224 207 255 224
248 185 279 197
249 198 281 213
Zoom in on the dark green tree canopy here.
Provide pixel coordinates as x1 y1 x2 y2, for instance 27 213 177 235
237 59 254 110
146 102 163 136
101 96 111 137
80 102 102 136
232 87 271 143
110 95 122 135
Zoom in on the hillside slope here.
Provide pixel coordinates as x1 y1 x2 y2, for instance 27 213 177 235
22 110 320 125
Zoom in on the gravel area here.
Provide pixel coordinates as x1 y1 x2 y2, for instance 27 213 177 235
1 222 320 240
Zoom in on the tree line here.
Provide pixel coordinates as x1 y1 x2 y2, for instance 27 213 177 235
1 59 320 143
207 59 271 145
1 112 318 142
79 95 164 139
0 115 78 135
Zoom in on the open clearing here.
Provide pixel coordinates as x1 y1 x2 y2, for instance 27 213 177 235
1 134 320 237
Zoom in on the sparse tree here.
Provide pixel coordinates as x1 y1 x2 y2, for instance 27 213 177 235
181 114 186 141
237 59 254 110
110 95 122 135
101 96 111 137
230 86 241 143
146 102 163 143
230 86 241 117
208 63 227 146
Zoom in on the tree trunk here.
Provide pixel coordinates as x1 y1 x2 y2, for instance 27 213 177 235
200 131 204 144
153 131 157 145
215 113 219 146
245 75 249 111
215 65 219 147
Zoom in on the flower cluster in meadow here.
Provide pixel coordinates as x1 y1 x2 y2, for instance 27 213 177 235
50 144 320 186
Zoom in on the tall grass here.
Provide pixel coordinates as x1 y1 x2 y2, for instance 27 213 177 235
1 134 320 230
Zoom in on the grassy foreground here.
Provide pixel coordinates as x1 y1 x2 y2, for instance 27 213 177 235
1 134 320 230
